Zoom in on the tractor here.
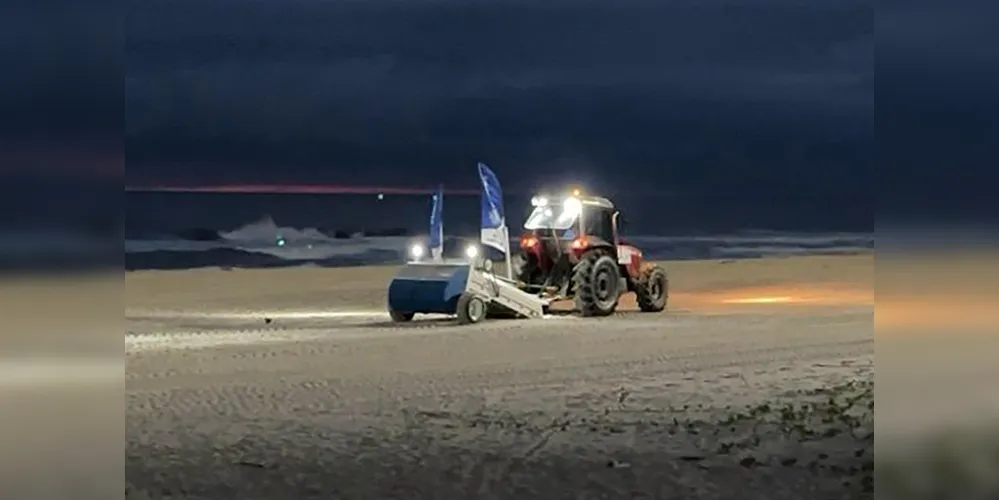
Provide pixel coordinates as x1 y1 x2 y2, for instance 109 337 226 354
511 191 668 316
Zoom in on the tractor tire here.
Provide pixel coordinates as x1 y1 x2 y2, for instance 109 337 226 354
636 265 669 313
456 292 488 325
572 251 621 317
389 309 415 322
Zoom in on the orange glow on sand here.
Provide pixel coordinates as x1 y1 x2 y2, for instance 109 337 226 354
552 283 874 313
680 284 874 311
722 296 795 304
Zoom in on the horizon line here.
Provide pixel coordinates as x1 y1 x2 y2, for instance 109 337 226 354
125 184 482 195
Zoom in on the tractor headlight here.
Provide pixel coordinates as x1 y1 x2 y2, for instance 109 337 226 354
563 197 582 215
531 196 548 207
464 245 480 259
409 244 425 259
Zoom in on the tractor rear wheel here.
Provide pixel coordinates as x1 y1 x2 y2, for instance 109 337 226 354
572 251 620 317
636 265 668 312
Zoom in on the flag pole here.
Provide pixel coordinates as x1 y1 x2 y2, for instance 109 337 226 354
432 184 444 262
503 223 513 281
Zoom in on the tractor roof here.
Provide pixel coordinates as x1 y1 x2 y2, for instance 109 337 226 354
577 195 615 210
530 192 616 210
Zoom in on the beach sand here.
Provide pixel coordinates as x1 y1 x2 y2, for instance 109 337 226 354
115 255 875 499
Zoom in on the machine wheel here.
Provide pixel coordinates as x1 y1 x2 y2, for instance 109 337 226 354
636 265 668 312
389 309 415 322
572 251 620 317
456 292 488 325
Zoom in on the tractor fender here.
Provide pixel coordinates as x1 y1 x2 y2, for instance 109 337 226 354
570 236 615 261
616 244 644 279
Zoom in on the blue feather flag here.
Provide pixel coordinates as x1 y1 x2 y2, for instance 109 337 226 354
477 163 509 255
429 184 444 261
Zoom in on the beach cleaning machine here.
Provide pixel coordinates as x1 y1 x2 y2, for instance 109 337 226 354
385 163 668 324
387 256 546 324
385 167 547 325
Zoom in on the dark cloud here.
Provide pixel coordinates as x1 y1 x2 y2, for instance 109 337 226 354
0 4 121 140
878 0 999 217
124 0 873 199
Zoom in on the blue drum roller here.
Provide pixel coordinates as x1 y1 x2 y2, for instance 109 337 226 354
386 263 470 322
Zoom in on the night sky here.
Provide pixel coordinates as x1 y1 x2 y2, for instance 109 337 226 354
123 0 875 197
1 0 984 220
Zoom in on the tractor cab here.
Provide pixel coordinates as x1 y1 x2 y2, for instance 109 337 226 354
520 192 620 258
515 190 632 295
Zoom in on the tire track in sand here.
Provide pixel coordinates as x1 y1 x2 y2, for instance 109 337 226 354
127 310 872 421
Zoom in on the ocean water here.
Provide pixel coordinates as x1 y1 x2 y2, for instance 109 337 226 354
0 190 875 271
125 191 872 239
118 191 873 270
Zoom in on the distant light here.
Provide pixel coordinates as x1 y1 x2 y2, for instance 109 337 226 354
572 189 581 196
410 244 425 259
377 193 385 200
277 237 286 247
464 245 479 259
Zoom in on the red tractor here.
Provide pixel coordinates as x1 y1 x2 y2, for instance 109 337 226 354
512 191 668 316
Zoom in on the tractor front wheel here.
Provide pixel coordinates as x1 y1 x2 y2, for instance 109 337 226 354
572 251 620 317
636 265 668 312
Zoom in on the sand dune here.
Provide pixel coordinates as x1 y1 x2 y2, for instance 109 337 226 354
118 255 874 499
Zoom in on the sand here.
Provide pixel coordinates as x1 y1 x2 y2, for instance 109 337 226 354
117 255 873 499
